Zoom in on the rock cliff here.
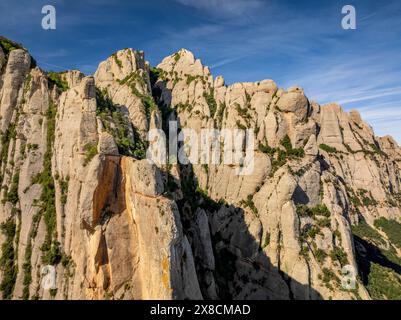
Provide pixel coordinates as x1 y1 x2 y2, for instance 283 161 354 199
0 36 400 300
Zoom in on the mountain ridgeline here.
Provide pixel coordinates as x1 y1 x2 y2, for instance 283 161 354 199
0 36 401 300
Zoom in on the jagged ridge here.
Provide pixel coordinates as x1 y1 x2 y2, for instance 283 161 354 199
0 36 400 300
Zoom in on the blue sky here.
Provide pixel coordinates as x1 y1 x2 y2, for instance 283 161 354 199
1 0 401 143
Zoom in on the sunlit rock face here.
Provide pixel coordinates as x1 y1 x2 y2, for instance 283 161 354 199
0 37 400 300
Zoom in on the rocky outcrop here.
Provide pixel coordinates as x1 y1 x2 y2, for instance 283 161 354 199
94 48 156 137
0 37 400 300
153 49 400 300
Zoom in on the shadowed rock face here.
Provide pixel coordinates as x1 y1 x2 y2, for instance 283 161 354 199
0 37 400 300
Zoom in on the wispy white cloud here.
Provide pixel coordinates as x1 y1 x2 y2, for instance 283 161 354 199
286 52 401 143
2 0 400 143
173 0 264 17
37 61 70 71
337 87 401 105
360 12 377 22
210 56 249 69
147 1 401 142
35 49 69 59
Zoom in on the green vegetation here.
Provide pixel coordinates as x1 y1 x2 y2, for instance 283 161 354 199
358 189 378 207
296 204 331 218
22 185 49 300
112 52 123 68
83 143 98 166
254 125 260 135
262 232 270 249
141 94 158 119
271 149 287 175
196 186 226 212
258 142 275 155
374 218 401 249
333 229 342 243
27 143 39 151
235 120 247 131
346 139 387 158
281 135 305 157
317 217 331 228
39 101 60 265
315 248 327 264
258 136 305 177
116 72 141 86
42 241 62 265
245 91 252 105
300 225 321 241
299 244 309 259
321 267 340 290
319 144 337 154
0 219 18 299
0 37 36 69
288 161 309 177
382 245 401 267
21 74 32 104
178 166 226 213
27 100 62 270
22 239 33 299
369 143 383 155
347 188 362 208
216 102 226 126
239 194 258 216
96 87 147 159
117 71 157 120
0 36 22 55
47 72 69 92
0 122 17 183
352 218 401 300
149 67 166 86
352 221 385 247
6 171 20 205
173 52 181 62
296 203 332 265
60 177 69 205
395 193 401 207
330 246 348 266
203 89 217 118
314 204 331 216
50 288 58 298
186 74 197 85
96 87 115 113
235 103 252 121
367 263 401 300
176 102 193 113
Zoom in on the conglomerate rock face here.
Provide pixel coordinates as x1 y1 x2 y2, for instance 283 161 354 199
0 37 400 300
